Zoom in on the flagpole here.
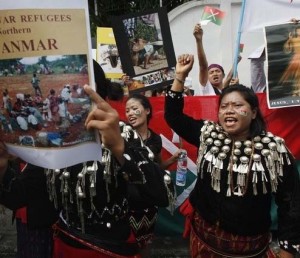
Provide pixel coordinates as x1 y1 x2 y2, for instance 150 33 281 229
233 0 247 78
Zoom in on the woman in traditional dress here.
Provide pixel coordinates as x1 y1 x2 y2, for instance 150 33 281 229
0 85 173 258
165 53 300 258
125 93 177 257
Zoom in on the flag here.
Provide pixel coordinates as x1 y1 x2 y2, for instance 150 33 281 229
201 6 225 26
241 0 300 32
239 43 244 53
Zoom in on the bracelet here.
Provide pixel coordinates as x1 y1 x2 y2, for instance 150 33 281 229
175 77 185 84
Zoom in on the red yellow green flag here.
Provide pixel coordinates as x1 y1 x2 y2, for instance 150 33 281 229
201 6 225 26
239 43 244 53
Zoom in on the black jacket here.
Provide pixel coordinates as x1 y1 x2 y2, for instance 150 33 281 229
165 90 300 254
0 125 170 256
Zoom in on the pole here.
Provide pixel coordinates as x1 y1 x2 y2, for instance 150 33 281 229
233 0 246 78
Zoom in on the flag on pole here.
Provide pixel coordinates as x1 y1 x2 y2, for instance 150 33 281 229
241 0 300 32
239 43 244 53
201 6 225 26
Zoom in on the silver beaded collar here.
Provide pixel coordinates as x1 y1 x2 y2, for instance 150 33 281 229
197 121 290 196
44 122 174 232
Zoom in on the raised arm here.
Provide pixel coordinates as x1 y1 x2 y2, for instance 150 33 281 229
193 23 208 86
165 54 203 147
172 54 194 92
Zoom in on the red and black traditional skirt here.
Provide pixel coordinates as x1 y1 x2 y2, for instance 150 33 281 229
190 212 276 258
52 223 141 258
129 206 158 248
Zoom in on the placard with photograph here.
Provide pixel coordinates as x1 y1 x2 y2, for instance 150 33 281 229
265 22 300 108
96 27 123 79
111 7 176 93
0 0 101 169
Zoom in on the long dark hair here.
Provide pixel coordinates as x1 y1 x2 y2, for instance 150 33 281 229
126 93 152 124
219 84 266 137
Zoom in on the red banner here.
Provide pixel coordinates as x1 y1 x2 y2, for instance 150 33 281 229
110 93 300 165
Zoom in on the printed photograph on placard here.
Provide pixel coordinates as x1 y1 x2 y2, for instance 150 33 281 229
124 13 167 75
0 55 95 147
0 1 101 169
96 27 123 79
111 7 176 78
124 67 175 94
265 22 300 108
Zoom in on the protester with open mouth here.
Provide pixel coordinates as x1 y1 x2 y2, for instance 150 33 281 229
193 23 239 95
164 53 300 258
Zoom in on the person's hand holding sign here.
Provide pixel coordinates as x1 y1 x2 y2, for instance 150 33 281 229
84 85 125 165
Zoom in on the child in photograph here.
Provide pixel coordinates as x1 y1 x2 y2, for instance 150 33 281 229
31 73 42 96
42 98 52 122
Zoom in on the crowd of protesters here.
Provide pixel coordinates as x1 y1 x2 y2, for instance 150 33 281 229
0 10 299 258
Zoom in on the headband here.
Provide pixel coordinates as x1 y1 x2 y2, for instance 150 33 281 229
208 64 225 75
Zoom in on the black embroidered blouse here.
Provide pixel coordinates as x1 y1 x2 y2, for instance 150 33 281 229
165 90 300 254
0 124 171 256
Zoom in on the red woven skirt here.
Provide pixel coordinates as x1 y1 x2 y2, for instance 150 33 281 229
190 212 276 258
53 236 141 258
52 224 141 258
